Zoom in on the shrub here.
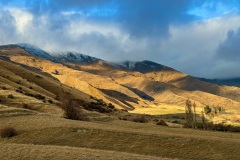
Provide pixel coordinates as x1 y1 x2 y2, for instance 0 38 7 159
65 107 89 121
170 120 179 123
87 101 116 113
184 122 240 132
204 105 212 114
0 127 17 138
7 94 14 99
108 103 114 109
132 115 150 123
16 89 23 93
1 86 7 90
35 75 43 78
62 99 89 121
34 94 45 100
209 123 240 132
48 99 53 104
22 104 31 109
156 120 168 126
119 114 150 123
194 122 204 129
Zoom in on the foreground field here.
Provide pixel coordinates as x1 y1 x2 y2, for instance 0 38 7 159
0 143 165 160
0 109 240 160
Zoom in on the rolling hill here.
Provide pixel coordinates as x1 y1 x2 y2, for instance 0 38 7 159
1 44 240 160
1 43 240 121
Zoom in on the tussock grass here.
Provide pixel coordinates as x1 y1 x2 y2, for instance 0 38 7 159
1 114 240 160
0 127 17 138
0 143 165 160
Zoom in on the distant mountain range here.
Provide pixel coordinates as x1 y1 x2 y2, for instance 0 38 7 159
18 43 175 73
198 77 240 87
18 43 240 87
1 43 240 114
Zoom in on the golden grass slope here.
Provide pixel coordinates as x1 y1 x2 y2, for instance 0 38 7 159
146 70 240 102
0 50 93 113
3 48 152 109
1 113 240 160
0 143 166 160
1 45 240 117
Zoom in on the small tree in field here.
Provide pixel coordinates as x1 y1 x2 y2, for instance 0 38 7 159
201 110 207 129
185 99 194 128
57 93 89 121
193 102 197 128
62 99 89 121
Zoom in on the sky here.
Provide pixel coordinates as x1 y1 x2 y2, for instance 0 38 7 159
0 0 240 79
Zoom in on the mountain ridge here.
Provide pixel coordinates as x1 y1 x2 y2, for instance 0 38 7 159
1 43 240 125
1 44 240 109
14 43 174 73
3 43 240 88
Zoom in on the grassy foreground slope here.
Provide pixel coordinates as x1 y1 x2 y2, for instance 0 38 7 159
0 143 165 160
0 112 240 160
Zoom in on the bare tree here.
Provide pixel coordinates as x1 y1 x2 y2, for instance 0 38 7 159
201 110 206 129
185 99 193 128
193 102 197 128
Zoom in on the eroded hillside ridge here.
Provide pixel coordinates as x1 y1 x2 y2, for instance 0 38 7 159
1 44 240 113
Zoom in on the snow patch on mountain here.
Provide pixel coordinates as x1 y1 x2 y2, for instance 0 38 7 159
114 60 174 73
16 43 172 72
118 61 137 69
53 51 99 63
18 43 57 62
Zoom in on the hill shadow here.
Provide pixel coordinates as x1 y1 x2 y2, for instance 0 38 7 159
99 89 139 110
122 85 154 101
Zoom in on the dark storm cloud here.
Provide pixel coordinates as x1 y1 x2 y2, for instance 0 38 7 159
0 0 194 38
0 10 17 44
116 0 193 38
216 28 240 61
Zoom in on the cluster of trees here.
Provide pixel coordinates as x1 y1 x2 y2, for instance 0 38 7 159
185 100 222 129
184 100 240 132
204 105 225 115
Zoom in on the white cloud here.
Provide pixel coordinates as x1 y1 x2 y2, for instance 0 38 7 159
66 20 123 38
0 9 17 44
158 15 240 78
8 8 33 33
1 7 240 78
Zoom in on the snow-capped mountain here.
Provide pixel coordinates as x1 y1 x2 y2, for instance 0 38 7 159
17 44 99 64
53 51 99 63
117 60 174 73
18 43 57 62
16 43 173 73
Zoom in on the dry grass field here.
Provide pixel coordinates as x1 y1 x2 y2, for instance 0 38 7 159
0 111 240 160
0 143 165 160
